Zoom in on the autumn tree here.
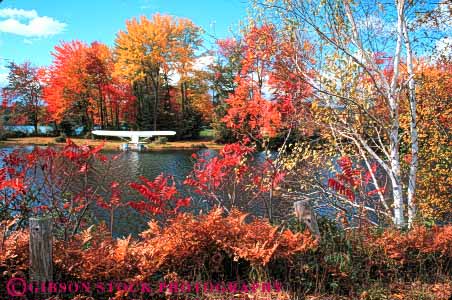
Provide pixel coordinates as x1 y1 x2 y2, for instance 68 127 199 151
85 41 136 129
172 69 213 138
208 38 243 143
197 24 313 221
220 24 313 146
102 77 137 128
43 40 134 133
172 18 204 115
185 70 214 124
43 40 92 132
2 61 46 135
257 0 440 227
210 38 243 104
85 41 113 129
401 59 452 222
114 14 203 131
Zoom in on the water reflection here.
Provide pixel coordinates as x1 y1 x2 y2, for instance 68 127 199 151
0 146 216 237
1 146 342 237
94 149 217 237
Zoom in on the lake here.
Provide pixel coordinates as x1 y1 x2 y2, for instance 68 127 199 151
98 149 215 236
0 146 216 237
1 145 357 236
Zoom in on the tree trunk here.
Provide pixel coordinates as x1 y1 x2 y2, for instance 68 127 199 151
109 95 114 128
180 81 186 114
133 82 143 130
164 73 172 111
390 157 405 227
85 107 92 132
52 120 59 136
115 104 120 129
389 0 406 227
98 85 104 129
403 20 418 226
33 120 38 136
33 93 39 136
152 75 159 131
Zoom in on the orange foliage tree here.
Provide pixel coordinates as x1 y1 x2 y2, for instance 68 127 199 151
221 24 313 144
43 41 91 128
43 40 134 132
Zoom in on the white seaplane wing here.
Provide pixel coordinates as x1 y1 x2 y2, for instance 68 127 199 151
91 130 176 144
91 130 176 138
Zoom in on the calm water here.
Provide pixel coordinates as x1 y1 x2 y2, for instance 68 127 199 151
0 146 216 237
98 149 269 237
1 145 359 236
98 149 215 236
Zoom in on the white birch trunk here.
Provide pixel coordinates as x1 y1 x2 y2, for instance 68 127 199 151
403 20 418 226
388 0 406 227
344 0 406 226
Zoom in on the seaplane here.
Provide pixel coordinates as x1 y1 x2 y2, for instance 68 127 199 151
91 130 176 151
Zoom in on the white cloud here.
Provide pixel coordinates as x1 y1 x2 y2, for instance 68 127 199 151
0 8 66 37
0 8 38 19
139 0 157 10
356 15 397 37
193 55 214 71
0 72 7 87
0 58 8 87
168 55 215 83
433 36 452 61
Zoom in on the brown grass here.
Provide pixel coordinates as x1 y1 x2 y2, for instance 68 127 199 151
0 137 224 151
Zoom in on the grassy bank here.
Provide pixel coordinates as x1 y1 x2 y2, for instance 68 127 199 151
0 136 224 151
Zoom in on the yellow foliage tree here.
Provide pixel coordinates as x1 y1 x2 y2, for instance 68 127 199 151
114 14 202 130
401 59 452 221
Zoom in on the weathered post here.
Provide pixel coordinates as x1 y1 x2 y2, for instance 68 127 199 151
29 217 53 282
294 200 320 238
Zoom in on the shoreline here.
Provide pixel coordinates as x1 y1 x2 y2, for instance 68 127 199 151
0 137 224 151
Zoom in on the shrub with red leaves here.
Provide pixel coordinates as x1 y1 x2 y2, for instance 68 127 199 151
0 139 121 239
184 143 286 218
128 173 190 218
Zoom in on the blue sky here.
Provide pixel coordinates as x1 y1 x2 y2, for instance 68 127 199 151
0 0 249 85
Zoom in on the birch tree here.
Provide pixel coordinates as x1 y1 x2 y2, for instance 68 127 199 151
260 0 427 226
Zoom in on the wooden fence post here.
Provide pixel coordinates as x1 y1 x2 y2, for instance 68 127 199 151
29 217 53 282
